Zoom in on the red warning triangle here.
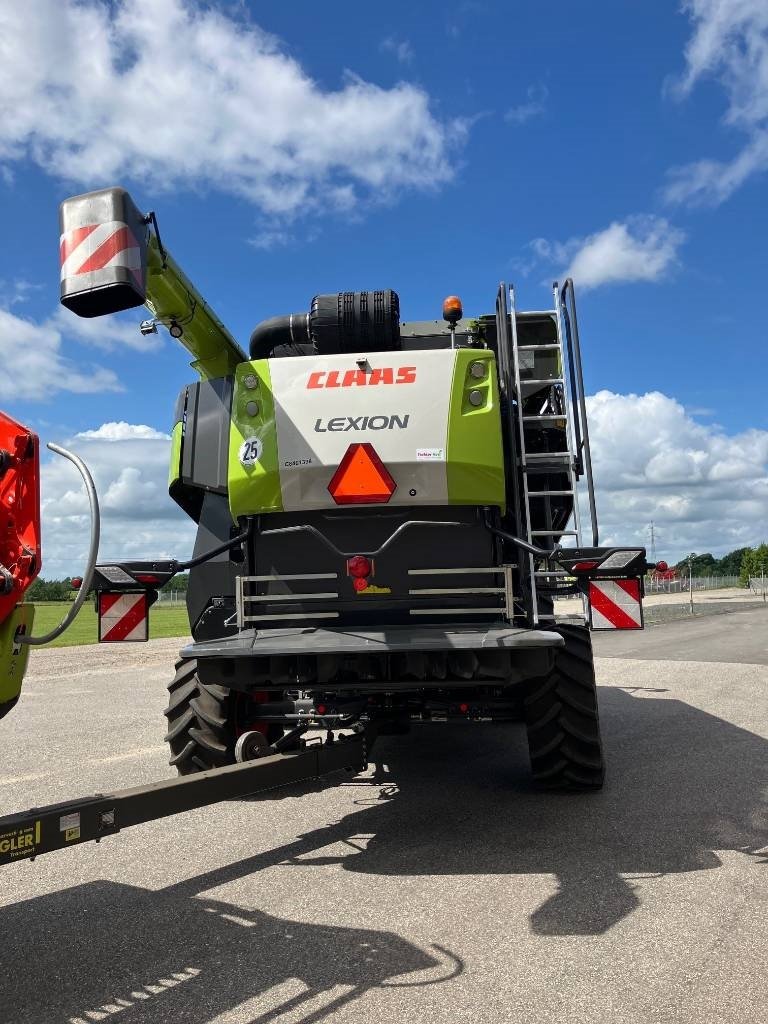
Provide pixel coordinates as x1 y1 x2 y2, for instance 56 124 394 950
328 443 397 505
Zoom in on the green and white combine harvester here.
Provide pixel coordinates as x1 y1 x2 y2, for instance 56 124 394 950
0 187 653 867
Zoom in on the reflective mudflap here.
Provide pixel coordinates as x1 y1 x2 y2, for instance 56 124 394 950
98 592 149 642
587 578 644 630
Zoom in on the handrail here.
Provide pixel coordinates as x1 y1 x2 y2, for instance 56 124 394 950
559 279 598 545
494 283 525 552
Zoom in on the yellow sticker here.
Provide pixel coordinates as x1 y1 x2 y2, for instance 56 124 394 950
356 584 392 595
65 827 80 842
0 820 40 860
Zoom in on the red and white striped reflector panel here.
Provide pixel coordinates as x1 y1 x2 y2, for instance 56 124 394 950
60 221 142 285
588 578 643 630
98 592 149 643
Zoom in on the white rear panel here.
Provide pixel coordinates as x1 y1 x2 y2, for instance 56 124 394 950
269 351 454 512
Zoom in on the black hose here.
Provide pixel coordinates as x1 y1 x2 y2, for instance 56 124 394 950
249 313 309 359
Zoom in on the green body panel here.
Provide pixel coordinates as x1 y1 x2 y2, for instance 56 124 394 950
446 350 506 509
168 420 183 488
0 604 35 715
145 236 245 380
228 360 283 519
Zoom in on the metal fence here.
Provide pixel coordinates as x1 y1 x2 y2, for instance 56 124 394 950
748 577 768 595
155 589 186 604
645 575 740 594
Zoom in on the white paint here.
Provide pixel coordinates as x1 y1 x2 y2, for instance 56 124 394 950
269 350 455 512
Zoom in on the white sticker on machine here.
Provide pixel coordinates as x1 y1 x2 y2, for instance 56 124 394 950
416 448 445 460
238 437 263 466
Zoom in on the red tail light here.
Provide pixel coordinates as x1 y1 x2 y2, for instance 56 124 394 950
347 555 372 578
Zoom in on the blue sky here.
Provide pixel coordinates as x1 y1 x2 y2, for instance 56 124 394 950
0 0 766 572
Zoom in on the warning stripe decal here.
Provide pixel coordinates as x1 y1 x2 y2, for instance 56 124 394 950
59 221 141 281
99 593 148 642
589 579 642 630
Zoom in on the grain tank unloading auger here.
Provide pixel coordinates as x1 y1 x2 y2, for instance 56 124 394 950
0 186 656 868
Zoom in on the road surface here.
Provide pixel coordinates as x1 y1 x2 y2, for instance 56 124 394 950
1 611 766 1024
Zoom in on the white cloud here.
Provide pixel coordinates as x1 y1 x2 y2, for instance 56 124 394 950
505 85 548 125
381 36 414 64
0 306 120 400
75 422 169 441
585 390 768 561
529 216 685 290
665 0 768 204
40 422 195 578
1 279 43 307
52 307 159 353
0 0 456 218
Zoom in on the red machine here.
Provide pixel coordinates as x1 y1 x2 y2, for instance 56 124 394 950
0 413 41 620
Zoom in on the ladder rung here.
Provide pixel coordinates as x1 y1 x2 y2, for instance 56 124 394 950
534 571 571 577
517 344 562 351
528 490 574 496
522 379 564 386
530 530 578 536
524 452 572 459
516 310 557 317
522 415 566 421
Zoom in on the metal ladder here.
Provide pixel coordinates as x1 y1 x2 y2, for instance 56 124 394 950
507 281 597 625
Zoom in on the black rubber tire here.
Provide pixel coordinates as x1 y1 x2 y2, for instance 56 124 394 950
164 658 237 775
523 623 604 790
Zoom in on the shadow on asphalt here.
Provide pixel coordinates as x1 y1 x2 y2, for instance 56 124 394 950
1 883 462 1024
1 689 766 1023
172 689 768 933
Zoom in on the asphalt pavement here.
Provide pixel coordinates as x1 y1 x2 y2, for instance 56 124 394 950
0 613 766 1024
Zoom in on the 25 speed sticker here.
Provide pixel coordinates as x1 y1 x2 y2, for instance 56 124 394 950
239 437 263 466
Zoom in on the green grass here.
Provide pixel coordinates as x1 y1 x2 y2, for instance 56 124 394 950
30 602 190 647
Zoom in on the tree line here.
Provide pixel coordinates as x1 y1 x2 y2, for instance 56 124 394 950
672 544 768 586
27 573 189 602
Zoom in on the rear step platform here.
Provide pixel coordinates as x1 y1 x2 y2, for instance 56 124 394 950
184 624 565 659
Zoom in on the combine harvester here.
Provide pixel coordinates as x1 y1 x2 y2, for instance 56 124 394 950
0 187 652 867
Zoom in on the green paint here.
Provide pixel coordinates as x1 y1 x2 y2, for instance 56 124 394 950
168 420 183 488
446 350 505 508
144 235 245 380
0 604 35 712
228 360 284 518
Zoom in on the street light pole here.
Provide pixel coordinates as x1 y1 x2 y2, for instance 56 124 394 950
689 553 694 614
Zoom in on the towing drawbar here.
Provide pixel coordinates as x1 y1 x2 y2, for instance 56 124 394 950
0 730 369 868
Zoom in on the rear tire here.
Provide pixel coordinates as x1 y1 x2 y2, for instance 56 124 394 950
523 623 604 790
164 658 236 775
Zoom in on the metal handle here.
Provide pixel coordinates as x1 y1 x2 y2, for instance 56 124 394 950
18 443 100 645
560 279 598 546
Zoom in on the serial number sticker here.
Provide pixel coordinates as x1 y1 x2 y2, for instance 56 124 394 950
59 812 80 832
238 437 263 467
416 448 444 461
